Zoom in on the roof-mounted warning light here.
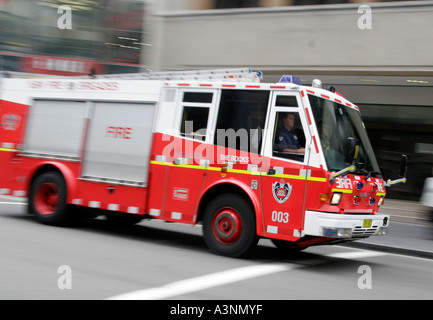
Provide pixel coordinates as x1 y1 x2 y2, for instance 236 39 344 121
326 85 344 98
279 75 303 85
312 79 322 88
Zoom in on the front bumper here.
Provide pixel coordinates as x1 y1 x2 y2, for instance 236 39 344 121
304 211 389 239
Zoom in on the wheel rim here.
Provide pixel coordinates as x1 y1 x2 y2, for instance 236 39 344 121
34 183 60 215
212 208 242 245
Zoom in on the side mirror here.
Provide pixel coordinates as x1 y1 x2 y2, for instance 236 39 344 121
344 137 358 164
399 154 408 178
385 154 408 187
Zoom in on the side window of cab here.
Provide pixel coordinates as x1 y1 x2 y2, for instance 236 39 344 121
179 91 213 141
270 95 306 163
272 111 306 162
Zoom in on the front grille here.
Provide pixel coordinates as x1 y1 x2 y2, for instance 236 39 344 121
352 226 378 237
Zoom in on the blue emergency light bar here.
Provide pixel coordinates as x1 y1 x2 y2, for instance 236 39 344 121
279 75 303 85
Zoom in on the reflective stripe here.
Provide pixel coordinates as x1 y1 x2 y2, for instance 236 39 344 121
1 142 15 149
128 207 139 214
12 190 26 197
271 172 326 182
0 189 10 195
171 212 182 220
331 188 353 194
273 166 284 174
89 201 101 208
267 225 278 234
151 160 205 171
108 204 119 211
150 160 327 182
149 208 161 217
293 229 304 237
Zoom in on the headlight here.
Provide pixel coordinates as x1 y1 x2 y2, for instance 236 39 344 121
331 192 342 205
322 227 352 238
378 196 385 207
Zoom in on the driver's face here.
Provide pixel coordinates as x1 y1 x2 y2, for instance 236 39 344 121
284 114 295 128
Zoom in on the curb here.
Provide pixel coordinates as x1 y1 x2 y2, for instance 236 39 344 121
343 240 433 260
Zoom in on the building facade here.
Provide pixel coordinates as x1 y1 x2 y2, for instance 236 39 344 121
0 0 148 75
146 0 433 200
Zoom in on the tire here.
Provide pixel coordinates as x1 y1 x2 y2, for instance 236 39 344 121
29 172 72 226
203 194 258 258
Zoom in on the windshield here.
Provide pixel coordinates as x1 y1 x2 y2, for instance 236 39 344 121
308 95 382 178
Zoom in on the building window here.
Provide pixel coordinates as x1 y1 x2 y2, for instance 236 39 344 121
293 0 349 5
216 0 260 9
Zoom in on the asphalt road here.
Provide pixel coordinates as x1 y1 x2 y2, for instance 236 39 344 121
0 200 432 300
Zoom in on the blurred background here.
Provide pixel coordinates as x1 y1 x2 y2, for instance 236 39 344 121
1 0 432 201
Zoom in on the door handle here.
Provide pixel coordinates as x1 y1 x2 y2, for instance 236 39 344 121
267 168 276 175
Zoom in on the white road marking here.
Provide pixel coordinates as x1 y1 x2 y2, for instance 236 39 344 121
325 250 387 260
108 249 387 300
0 201 26 205
108 263 293 300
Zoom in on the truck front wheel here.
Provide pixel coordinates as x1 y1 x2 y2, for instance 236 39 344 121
29 172 72 226
203 194 258 258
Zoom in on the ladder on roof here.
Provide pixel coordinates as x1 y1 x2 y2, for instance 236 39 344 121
95 68 263 83
1 68 263 83
0 71 64 79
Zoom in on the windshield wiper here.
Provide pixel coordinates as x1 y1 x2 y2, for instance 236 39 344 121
352 168 367 175
353 161 380 178
365 171 381 180
351 167 381 179
329 164 356 182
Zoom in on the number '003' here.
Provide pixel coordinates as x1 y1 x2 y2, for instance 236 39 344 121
271 211 289 223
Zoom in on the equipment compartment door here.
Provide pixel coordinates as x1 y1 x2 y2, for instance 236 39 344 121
82 102 156 185
23 100 87 159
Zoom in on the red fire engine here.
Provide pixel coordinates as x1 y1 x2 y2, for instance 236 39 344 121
0 68 407 257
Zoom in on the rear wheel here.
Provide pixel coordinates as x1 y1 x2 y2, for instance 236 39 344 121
29 172 72 226
203 194 258 258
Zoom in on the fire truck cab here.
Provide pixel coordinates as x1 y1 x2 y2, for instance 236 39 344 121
0 69 406 257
